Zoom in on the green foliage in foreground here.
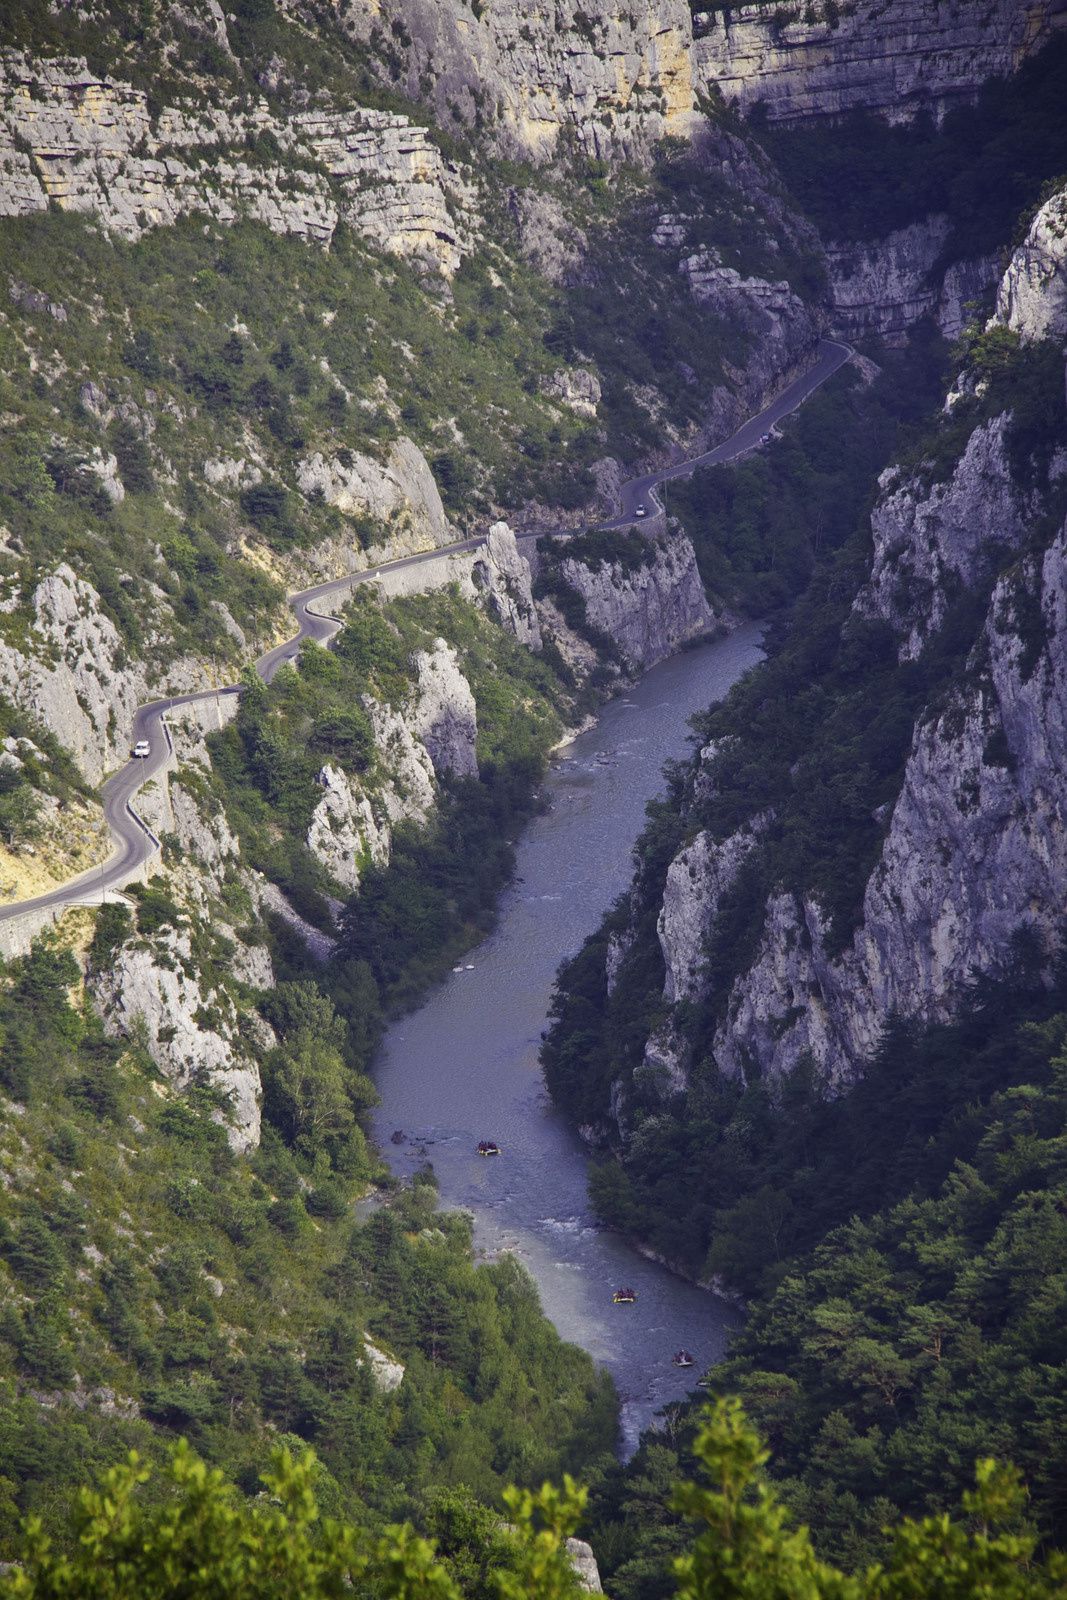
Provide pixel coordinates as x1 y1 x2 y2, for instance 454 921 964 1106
0 930 615 1560
3 1401 1064 1600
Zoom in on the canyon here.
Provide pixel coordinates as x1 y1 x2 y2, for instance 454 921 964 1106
0 0 1066 1581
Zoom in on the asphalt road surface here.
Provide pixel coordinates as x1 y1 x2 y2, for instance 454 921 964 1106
0 338 849 925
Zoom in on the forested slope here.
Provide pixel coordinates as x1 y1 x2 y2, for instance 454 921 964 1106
544 128 1067 1592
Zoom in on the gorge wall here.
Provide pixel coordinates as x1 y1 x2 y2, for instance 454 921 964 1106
692 0 1067 126
596 180 1067 1119
350 0 1066 155
0 50 467 272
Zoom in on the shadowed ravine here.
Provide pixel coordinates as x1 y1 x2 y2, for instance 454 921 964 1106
373 623 764 1454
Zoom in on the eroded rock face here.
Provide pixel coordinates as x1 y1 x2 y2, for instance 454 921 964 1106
856 415 1029 659
305 643 477 890
681 255 820 378
350 0 698 160
410 639 478 780
565 1538 604 1594
560 531 719 671
297 436 453 555
91 927 266 1154
826 218 1003 343
693 0 1064 126
658 821 767 1005
363 1338 405 1392
472 524 542 651
715 516 1067 1089
306 763 389 895
997 184 1067 342
0 565 148 785
0 53 464 271
541 367 602 418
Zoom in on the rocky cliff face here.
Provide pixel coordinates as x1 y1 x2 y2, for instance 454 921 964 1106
87 718 276 1154
710 506 1067 1090
348 0 1064 158
857 415 1030 658
613 183 1067 1109
557 528 721 672
0 52 466 272
305 637 477 893
680 248 821 385
692 0 1066 125
91 922 269 1153
997 184 1067 339
0 565 149 786
344 0 698 160
295 437 456 568
825 218 1000 343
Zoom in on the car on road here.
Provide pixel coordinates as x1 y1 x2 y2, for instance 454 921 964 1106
132 740 151 759
635 505 648 518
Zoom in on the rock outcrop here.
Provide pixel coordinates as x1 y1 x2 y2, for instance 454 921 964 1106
349 0 699 160
0 53 465 272
306 764 388 895
681 254 820 374
693 0 1066 126
409 639 479 780
305 640 477 890
856 414 1030 659
91 926 267 1154
658 821 767 1005
558 530 719 671
825 216 1000 343
997 185 1067 341
363 1338 405 1392
565 1538 604 1594
541 366 603 418
296 437 454 558
471 524 543 651
0 565 148 785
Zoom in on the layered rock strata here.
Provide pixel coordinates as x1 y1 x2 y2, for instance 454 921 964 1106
825 217 1001 342
0 53 465 270
693 0 1066 126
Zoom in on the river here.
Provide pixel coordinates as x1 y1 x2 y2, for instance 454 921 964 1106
372 623 764 1454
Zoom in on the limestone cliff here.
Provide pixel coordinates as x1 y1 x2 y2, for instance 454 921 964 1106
997 184 1067 340
343 0 698 159
305 638 477 893
295 437 456 570
825 218 999 343
554 528 721 672
91 923 269 1154
347 0 1064 159
856 415 1031 658
589 182 1067 1122
693 0 1066 126
0 565 150 786
0 52 465 272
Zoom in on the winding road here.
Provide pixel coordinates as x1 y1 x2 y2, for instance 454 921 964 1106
0 337 850 928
